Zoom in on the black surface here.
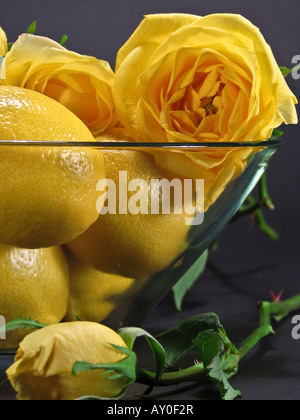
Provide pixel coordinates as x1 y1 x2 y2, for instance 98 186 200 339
0 0 300 401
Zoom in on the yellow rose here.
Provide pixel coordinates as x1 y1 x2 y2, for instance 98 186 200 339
3 33 117 135
0 26 7 56
113 14 298 206
114 13 297 144
6 322 130 400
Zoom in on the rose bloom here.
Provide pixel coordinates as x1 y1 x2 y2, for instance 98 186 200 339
113 14 298 208
3 34 117 135
0 27 7 56
6 322 130 400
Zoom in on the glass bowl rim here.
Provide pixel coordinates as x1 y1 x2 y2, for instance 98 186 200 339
0 139 281 150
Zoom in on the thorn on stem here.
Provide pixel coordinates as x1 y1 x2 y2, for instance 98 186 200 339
266 202 275 211
250 213 256 225
270 290 284 303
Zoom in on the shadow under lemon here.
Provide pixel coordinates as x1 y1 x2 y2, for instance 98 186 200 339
63 249 135 324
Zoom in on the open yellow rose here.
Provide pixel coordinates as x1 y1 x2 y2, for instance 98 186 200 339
3 34 117 135
114 13 297 144
0 27 7 56
113 14 298 206
6 322 130 400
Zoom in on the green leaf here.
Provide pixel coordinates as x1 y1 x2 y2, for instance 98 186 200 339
280 67 293 77
59 35 68 46
207 356 241 401
72 345 137 399
270 128 284 140
218 326 240 361
156 313 222 368
193 329 224 367
0 317 47 336
193 329 241 401
280 65 300 78
27 21 37 35
118 327 166 382
172 250 208 311
220 353 240 380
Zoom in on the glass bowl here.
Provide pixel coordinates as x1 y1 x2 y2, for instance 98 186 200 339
0 139 279 350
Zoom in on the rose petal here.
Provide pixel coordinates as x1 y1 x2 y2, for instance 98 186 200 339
0 27 7 56
116 13 202 70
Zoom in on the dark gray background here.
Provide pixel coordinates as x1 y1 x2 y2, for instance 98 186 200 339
1 0 300 401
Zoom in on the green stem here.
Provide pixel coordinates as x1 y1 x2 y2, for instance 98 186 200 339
238 294 300 360
258 173 275 210
136 363 205 387
269 294 300 322
0 378 9 387
239 201 261 215
232 196 261 221
230 195 258 222
238 302 274 359
242 195 279 240
232 174 276 235
254 209 279 240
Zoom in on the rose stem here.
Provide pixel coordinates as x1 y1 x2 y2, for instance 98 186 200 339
236 194 279 240
238 294 300 359
135 362 205 387
258 173 275 210
253 207 279 240
136 293 300 389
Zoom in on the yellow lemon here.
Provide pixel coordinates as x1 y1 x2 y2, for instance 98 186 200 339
0 243 69 349
67 141 192 278
0 86 105 248
64 249 134 323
